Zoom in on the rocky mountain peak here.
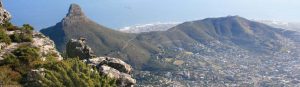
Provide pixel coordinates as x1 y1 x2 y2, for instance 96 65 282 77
66 4 85 17
62 4 89 26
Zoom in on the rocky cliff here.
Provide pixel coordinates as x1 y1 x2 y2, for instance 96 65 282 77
66 38 136 87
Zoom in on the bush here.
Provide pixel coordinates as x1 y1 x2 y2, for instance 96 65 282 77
8 24 34 43
4 45 41 75
10 32 21 42
2 53 18 65
0 45 41 85
22 24 34 31
0 65 22 86
10 31 33 43
1 21 14 30
0 28 11 44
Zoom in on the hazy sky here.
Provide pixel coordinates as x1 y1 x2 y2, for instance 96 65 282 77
3 0 299 30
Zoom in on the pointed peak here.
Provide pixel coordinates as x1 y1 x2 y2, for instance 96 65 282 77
66 4 85 17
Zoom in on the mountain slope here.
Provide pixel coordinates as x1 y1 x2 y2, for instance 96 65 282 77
137 16 286 54
41 4 158 68
41 4 292 71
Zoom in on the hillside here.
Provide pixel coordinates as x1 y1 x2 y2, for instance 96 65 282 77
139 16 286 54
41 4 293 69
41 4 161 68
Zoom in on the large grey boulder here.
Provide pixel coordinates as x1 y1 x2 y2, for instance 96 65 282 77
0 1 11 24
89 57 136 87
89 57 133 74
66 38 96 60
98 65 136 87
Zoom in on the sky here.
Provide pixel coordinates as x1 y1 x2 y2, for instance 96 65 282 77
3 0 300 30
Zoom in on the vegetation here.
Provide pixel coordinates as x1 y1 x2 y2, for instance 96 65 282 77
0 21 117 86
0 28 11 44
27 58 116 87
0 44 41 85
10 31 33 43
0 44 117 86
2 21 16 31
10 24 34 43
0 22 33 44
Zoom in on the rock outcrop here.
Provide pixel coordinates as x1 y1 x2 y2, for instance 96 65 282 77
32 32 63 61
66 38 96 60
66 38 136 87
0 1 11 24
98 65 136 87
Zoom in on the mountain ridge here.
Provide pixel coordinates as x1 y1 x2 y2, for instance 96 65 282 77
41 4 293 70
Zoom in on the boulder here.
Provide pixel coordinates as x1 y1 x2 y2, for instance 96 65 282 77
66 38 96 60
89 57 133 74
98 65 136 87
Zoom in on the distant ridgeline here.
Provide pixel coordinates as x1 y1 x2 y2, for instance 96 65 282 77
41 3 300 87
0 2 135 87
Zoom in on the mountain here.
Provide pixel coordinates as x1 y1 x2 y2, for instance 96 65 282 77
41 4 300 86
119 22 179 33
41 4 287 69
138 16 287 54
41 4 158 68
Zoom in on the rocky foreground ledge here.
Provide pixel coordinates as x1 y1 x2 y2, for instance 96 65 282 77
66 38 136 87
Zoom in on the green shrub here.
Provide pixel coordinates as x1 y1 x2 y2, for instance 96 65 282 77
8 24 34 43
0 45 41 85
1 21 14 30
7 45 41 75
10 32 21 42
0 28 11 44
6 26 18 31
0 65 22 86
10 31 33 43
2 53 18 65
